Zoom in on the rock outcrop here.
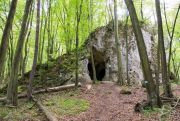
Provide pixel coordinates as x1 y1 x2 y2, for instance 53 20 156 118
79 21 156 85
12 21 156 92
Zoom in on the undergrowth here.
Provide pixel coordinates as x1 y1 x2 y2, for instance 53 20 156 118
0 100 44 121
143 104 172 121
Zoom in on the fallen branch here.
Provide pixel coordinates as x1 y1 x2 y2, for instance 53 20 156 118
171 97 180 109
160 97 178 101
32 96 58 121
0 83 81 102
160 97 180 119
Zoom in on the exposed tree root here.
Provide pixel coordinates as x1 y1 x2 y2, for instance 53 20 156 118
0 83 81 102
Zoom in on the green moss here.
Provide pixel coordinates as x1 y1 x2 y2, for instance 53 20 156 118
143 107 161 118
43 90 90 116
0 101 44 121
143 104 171 121
58 98 89 115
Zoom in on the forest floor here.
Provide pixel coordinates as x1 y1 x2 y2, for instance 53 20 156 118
1 82 180 121
40 82 160 121
57 82 159 121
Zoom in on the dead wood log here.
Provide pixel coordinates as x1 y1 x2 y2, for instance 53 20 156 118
32 96 58 121
0 83 81 102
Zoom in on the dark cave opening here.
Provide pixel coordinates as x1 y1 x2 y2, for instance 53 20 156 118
88 61 106 81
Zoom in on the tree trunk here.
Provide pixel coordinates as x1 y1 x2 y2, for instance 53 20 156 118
155 35 162 107
89 0 97 83
22 3 35 80
27 0 40 100
155 0 173 97
75 0 83 87
164 3 180 82
40 7 48 65
125 16 130 85
6 0 33 106
0 0 18 81
90 46 97 83
125 0 161 107
140 0 144 20
114 0 123 85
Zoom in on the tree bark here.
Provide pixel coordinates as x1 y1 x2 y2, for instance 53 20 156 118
155 0 173 97
27 0 40 100
140 0 144 20
0 0 18 81
75 0 83 87
22 3 35 80
114 0 123 85
89 0 97 83
125 16 130 85
125 0 161 107
164 3 180 82
6 0 33 106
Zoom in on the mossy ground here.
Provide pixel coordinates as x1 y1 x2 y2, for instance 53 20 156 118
0 99 45 121
0 89 90 120
41 89 90 117
143 104 172 121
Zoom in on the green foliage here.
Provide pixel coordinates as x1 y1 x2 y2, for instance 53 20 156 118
143 107 160 115
143 106 161 118
57 98 89 115
160 104 172 121
142 104 172 121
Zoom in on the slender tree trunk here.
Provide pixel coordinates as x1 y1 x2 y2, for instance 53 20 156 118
27 0 40 99
6 0 33 106
125 16 130 85
114 0 123 85
155 0 173 97
125 0 161 107
0 0 18 81
90 47 97 83
47 0 52 62
140 0 144 20
38 0 44 64
89 0 97 83
155 34 162 107
40 7 48 65
22 4 35 79
75 0 83 87
164 3 180 81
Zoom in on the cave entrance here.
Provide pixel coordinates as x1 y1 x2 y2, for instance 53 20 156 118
88 61 106 81
87 47 106 81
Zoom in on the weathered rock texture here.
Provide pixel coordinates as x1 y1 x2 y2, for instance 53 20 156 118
79 21 156 85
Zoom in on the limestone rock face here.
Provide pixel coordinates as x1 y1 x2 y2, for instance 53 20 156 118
79 22 155 85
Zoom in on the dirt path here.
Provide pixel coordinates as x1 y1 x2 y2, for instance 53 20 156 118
61 82 159 121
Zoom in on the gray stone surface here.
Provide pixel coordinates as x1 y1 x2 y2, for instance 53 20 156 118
79 22 155 85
